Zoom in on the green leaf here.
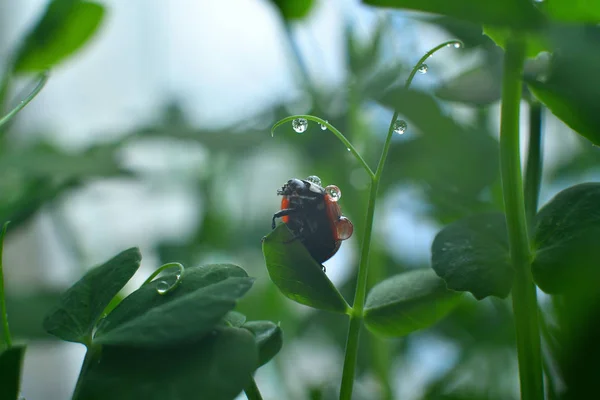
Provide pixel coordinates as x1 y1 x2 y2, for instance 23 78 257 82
243 321 283 366
94 264 254 347
262 224 350 314
0 346 26 400
364 269 461 337
483 26 550 59
532 183 600 294
431 213 512 299
362 0 544 29
270 0 314 20
526 27 600 145
14 0 105 73
435 65 502 106
222 311 247 327
77 327 258 400
542 0 600 23
43 248 141 344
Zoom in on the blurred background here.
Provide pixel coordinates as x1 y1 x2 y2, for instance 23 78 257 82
1 0 598 399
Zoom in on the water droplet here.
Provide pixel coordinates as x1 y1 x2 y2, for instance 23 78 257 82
533 0 544 3
156 280 170 295
335 217 353 240
393 119 407 135
325 185 341 202
418 64 428 74
448 41 462 49
347 148 351 152
320 120 328 130
306 175 322 186
292 118 308 134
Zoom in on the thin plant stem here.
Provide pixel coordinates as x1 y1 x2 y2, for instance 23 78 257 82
0 72 49 130
244 377 264 400
338 40 463 400
0 222 12 348
499 36 544 400
272 116 376 179
72 343 101 400
524 102 543 227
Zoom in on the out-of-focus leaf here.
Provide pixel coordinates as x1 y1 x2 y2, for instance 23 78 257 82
526 27 600 145
431 213 512 299
362 0 545 29
364 269 461 336
531 183 600 294
243 320 283 366
483 26 550 59
14 0 105 73
542 0 600 23
43 248 141 344
6 292 63 339
270 0 314 20
435 65 502 106
424 16 493 48
262 224 350 314
95 264 253 347
77 327 258 400
0 346 26 400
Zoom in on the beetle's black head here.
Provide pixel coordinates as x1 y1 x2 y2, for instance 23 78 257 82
277 178 307 196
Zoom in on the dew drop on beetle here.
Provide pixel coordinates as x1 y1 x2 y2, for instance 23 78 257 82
306 175 322 186
292 118 308 134
336 216 354 240
418 64 428 74
156 280 170 295
393 119 407 135
325 185 341 202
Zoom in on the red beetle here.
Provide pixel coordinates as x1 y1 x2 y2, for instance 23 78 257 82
271 176 353 267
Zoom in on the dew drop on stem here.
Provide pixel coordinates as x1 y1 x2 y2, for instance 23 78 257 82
393 119 407 134
292 118 308 133
418 64 428 74
320 120 328 130
156 280 170 295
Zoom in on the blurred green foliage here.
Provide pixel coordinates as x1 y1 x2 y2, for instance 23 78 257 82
1 0 599 399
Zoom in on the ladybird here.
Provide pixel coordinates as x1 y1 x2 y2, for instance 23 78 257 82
271 175 353 267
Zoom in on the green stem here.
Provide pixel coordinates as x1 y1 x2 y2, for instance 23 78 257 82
72 343 101 399
524 103 543 227
499 37 544 400
338 39 464 400
0 222 12 348
272 115 375 179
0 72 49 130
339 174 378 400
244 376 264 400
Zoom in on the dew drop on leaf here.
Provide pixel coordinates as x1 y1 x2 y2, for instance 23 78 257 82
393 119 407 135
292 118 308 134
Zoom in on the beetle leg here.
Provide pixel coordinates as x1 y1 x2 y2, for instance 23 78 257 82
272 208 299 229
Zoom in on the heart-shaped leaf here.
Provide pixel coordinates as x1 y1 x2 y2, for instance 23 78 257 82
431 213 512 299
43 247 141 344
76 327 258 400
13 0 105 73
362 0 544 29
532 183 600 294
243 321 283 367
0 346 26 400
262 224 350 314
364 269 461 337
94 264 253 347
